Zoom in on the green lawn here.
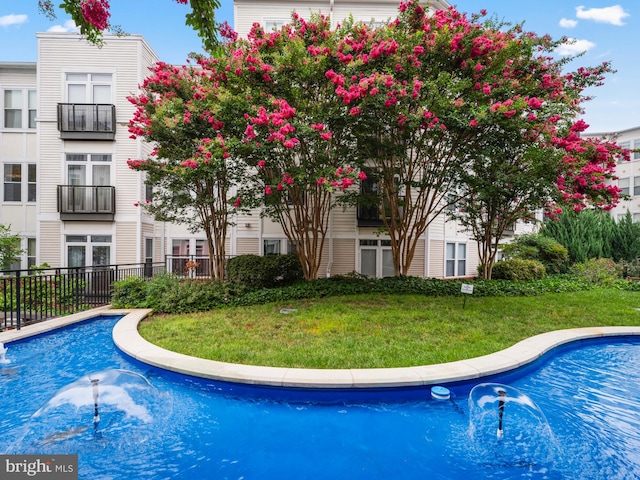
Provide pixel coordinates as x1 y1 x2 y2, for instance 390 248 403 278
138 289 640 369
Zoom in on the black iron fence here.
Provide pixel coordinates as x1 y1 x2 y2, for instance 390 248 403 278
165 255 232 279
1 262 165 331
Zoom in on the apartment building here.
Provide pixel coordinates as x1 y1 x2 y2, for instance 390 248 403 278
1 1 543 279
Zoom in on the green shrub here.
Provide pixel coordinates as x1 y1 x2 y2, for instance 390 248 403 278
226 254 303 290
226 254 276 290
503 234 569 274
111 276 149 308
570 258 622 285
274 254 304 285
491 259 547 282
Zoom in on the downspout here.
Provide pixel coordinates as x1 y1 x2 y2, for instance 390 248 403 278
330 0 334 28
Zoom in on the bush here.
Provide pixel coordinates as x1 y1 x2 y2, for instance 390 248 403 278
226 255 275 290
111 276 149 308
112 274 235 313
503 234 569 274
570 258 622 285
274 254 304 285
226 254 303 290
491 259 547 282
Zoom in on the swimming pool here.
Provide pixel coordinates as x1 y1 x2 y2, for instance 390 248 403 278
1 313 639 479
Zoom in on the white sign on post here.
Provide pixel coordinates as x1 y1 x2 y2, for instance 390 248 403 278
461 283 474 295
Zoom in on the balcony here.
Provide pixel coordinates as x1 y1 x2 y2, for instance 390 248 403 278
357 198 404 227
57 185 115 221
357 205 385 227
57 103 116 140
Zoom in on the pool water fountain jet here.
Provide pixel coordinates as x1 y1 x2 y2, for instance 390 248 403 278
0 342 10 364
12 369 171 454
497 388 506 439
91 378 100 436
468 383 559 472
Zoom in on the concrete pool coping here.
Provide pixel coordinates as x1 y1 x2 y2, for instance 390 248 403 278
2 307 640 389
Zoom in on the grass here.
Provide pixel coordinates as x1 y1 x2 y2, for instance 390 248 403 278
138 289 640 369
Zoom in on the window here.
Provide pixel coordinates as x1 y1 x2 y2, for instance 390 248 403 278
145 238 154 264
145 182 153 202
66 73 112 103
27 238 36 269
4 164 21 201
64 73 113 133
65 153 112 211
359 239 394 278
28 90 36 128
446 242 467 277
634 139 640 160
634 177 640 197
619 178 630 196
3 89 36 129
634 213 640 223
263 239 296 255
66 234 112 267
3 164 35 203
263 19 287 31
264 239 281 255
28 164 36 202
618 141 631 163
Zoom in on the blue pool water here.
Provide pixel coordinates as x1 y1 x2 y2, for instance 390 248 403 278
1 315 639 479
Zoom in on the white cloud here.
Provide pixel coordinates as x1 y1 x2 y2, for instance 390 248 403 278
0 14 28 27
559 18 578 28
576 5 630 26
47 20 79 33
555 38 596 55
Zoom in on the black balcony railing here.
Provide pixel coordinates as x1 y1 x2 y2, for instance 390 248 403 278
0 262 166 331
57 103 116 140
57 185 116 221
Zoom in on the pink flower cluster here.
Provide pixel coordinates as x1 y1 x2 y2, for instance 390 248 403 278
550 120 626 212
80 0 110 31
315 167 367 192
246 99 300 149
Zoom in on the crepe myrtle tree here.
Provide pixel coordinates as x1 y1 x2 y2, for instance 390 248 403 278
221 14 367 280
127 60 254 280
448 44 628 280
327 1 626 277
452 123 628 279
38 0 221 51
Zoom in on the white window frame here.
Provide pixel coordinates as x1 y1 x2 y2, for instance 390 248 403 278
445 242 467 277
358 239 394 278
263 18 288 31
2 88 36 130
619 177 630 196
633 139 640 160
3 163 36 203
65 234 112 268
263 238 295 256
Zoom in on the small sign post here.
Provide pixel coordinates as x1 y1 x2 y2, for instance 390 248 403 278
461 283 474 309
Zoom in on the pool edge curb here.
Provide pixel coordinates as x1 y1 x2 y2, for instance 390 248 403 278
111 309 640 389
3 308 639 389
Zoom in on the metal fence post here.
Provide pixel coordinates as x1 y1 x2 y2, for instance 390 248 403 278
15 269 21 330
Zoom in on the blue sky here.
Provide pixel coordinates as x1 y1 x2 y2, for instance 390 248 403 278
0 1 636 133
